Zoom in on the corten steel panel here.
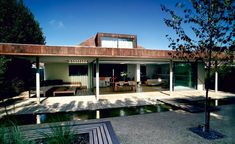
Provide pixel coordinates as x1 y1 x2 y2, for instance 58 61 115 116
0 43 172 59
79 36 96 47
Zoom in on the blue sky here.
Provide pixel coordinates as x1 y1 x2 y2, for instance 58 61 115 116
24 0 188 50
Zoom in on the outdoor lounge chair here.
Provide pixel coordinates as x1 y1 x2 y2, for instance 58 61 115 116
146 79 164 86
53 87 77 96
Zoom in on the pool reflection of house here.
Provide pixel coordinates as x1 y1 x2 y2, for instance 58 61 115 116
0 32 206 103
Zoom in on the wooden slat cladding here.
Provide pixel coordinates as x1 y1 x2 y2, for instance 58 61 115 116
0 43 172 59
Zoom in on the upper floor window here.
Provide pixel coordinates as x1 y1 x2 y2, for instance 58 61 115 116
101 37 134 48
101 37 118 48
118 38 133 48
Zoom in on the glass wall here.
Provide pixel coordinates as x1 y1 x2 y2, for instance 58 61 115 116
118 38 134 48
101 37 118 48
173 62 197 90
141 63 170 91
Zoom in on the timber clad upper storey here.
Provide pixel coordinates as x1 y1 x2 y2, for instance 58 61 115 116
96 32 137 48
80 32 142 49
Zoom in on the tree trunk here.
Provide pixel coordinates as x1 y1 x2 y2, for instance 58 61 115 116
204 49 212 132
204 82 210 132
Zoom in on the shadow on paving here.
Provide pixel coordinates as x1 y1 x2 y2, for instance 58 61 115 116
3 93 235 117
9 96 159 115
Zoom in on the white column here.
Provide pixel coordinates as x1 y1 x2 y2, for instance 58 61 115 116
215 99 218 106
96 58 99 100
170 60 173 96
215 71 218 93
197 62 205 91
215 61 218 93
136 64 141 84
96 110 100 119
36 57 40 104
36 114 41 124
91 62 94 91
88 63 92 89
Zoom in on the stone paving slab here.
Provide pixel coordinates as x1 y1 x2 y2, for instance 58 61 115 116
14 121 120 144
0 90 235 117
88 104 235 144
157 99 204 113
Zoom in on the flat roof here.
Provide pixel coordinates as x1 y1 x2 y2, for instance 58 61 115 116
0 43 173 60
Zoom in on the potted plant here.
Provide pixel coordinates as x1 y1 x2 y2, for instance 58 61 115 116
120 72 128 81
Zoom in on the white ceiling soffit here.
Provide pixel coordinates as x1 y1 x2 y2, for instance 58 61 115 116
19 56 170 64
99 60 170 65
35 56 96 63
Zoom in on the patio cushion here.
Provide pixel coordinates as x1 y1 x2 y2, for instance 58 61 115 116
146 79 163 86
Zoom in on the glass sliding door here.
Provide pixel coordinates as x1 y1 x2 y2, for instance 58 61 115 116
141 63 170 91
174 62 197 90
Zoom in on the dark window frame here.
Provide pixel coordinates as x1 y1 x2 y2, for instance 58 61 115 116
69 65 88 76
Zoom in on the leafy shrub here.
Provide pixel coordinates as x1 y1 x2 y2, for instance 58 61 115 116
40 124 74 144
0 124 7 144
0 121 34 144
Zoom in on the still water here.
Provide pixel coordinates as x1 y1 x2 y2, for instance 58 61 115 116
1 104 176 125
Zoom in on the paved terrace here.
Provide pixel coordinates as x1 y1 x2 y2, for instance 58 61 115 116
18 104 235 144
1 90 235 117
93 104 235 144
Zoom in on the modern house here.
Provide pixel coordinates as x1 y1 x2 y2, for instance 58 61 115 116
0 32 207 103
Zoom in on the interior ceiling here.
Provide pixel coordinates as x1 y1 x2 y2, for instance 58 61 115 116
99 60 169 64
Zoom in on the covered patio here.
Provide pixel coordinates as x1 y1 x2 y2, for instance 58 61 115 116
30 56 206 104
30 57 172 97
0 43 221 105
0 43 172 103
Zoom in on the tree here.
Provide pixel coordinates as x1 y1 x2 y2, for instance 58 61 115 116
0 0 45 102
0 0 45 44
161 0 235 132
0 57 9 76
